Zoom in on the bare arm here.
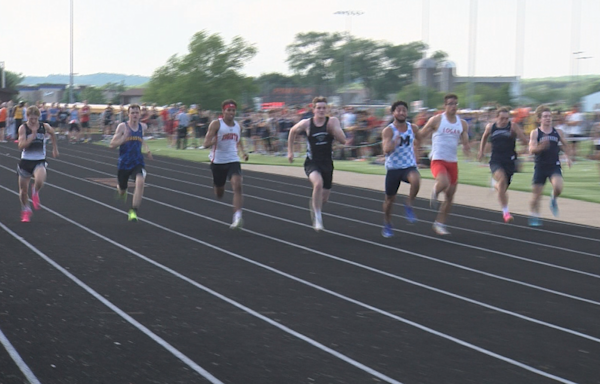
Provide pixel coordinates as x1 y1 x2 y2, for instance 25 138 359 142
460 119 470 157
109 123 128 148
141 123 153 160
528 129 547 154
381 126 396 155
203 120 220 149
287 119 309 163
237 136 249 161
327 117 346 145
44 123 59 158
17 124 36 150
511 122 529 146
477 123 493 161
415 115 440 141
556 128 573 167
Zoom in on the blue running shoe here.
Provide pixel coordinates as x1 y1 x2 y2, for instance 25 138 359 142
381 223 394 238
549 194 559 217
528 216 542 227
404 204 417 223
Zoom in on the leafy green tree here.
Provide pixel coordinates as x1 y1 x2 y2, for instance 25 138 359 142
396 84 444 109
101 82 126 104
373 42 428 99
286 33 434 101
144 31 257 110
3 70 24 102
79 86 106 104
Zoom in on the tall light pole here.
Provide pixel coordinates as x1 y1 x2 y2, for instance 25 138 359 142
515 0 526 104
421 0 430 108
334 10 363 105
570 0 581 105
467 0 478 110
576 54 592 104
69 0 74 103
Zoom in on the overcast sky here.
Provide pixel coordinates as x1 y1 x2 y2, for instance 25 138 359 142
1 0 598 80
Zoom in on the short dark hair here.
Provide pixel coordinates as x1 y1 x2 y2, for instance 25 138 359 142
391 100 408 112
221 99 237 109
444 94 458 103
128 104 140 112
312 96 327 105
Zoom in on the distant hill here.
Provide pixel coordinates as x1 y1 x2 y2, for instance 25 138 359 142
20 73 150 87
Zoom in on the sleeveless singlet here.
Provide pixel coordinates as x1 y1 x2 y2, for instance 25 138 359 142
430 113 463 162
490 122 517 163
306 117 333 162
21 123 47 161
118 122 145 170
535 127 561 167
385 122 417 170
209 118 241 164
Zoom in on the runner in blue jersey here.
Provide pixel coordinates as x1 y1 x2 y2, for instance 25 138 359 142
287 96 346 231
380 100 421 238
110 104 153 222
528 105 572 226
477 107 529 223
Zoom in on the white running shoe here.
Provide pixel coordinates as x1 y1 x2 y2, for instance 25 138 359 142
230 216 243 230
313 217 324 232
432 221 450 235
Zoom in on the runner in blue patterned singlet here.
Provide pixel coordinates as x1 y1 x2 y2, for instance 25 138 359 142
380 100 421 238
287 96 346 231
110 104 153 222
527 105 572 226
17 106 59 222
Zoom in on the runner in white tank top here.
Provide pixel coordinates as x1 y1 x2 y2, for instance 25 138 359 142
204 99 249 229
416 94 470 235
209 118 242 164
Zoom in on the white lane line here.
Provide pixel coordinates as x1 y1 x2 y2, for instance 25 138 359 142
57 145 600 232
45 149 600 249
0 221 224 384
6 150 598 270
0 321 42 384
0 187 403 384
0 182 582 384
1 162 599 307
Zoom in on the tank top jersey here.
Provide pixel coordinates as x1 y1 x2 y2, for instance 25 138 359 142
209 118 241 164
21 123 47 161
535 127 561 167
306 117 333 163
431 113 463 162
490 122 517 163
118 122 145 170
385 122 417 170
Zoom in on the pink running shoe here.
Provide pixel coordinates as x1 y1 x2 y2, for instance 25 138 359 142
31 188 40 210
503 212 514 223
21 209 32 223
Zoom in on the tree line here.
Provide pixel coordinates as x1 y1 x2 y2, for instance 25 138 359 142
5 30 600 109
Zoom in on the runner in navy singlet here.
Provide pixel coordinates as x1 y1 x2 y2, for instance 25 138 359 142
17 106 59 222
527 105 572 226
287 96 346 231
478 107 529 223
